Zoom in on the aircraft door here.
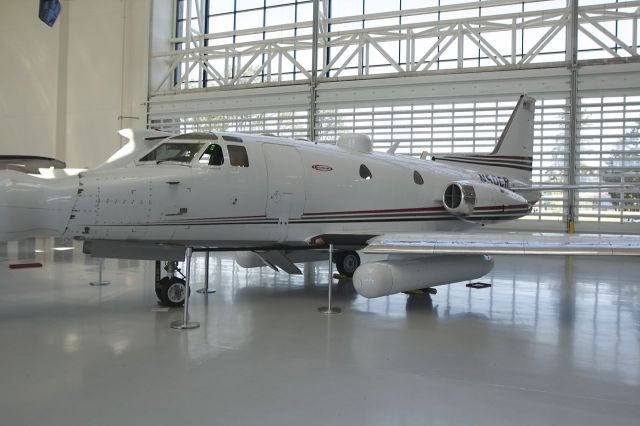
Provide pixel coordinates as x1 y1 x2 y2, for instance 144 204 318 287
263 144 305 240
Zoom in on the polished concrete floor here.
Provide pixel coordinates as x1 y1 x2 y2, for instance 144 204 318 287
1 238 639 426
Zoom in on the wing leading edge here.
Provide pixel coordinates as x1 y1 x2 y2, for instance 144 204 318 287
364 232 640 256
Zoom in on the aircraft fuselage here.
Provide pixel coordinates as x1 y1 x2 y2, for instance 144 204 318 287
59 133 533 248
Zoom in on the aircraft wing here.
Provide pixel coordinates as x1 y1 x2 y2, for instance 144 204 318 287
364 232 640 256
511 184 639 191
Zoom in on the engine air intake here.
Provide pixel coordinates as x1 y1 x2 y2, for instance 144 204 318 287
443 182 476 216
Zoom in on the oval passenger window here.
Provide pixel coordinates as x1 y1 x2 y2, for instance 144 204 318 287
413 171 424 185
359 164 372 180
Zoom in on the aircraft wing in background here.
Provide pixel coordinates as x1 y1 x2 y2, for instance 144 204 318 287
364 232 640 256
511 184 639 191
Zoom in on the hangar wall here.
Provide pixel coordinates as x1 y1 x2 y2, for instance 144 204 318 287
0 0 150 168
147 0 640 234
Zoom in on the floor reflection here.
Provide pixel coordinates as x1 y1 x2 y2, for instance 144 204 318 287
2 240 640 389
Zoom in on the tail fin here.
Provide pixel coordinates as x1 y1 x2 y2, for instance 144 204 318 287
432 95 535 184
492 95 535 158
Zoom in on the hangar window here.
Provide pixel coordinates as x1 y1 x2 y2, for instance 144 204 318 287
199 144 224 166
228 145 249 167
139 143 204 163
359 164 372 180
413 171 424 185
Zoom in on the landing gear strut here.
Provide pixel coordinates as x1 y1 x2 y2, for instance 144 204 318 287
155 260 189 307
334 251 361 277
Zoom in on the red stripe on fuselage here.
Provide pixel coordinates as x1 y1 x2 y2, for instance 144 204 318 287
303 206 446 216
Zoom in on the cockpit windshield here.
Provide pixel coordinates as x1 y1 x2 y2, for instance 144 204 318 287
139 142 205 163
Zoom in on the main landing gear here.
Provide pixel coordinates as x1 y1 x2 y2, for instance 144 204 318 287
155 261 190 307
333 250 361 277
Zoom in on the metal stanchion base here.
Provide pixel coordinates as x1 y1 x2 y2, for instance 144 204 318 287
89 281 110 286
196 288 216 294
170 320 200 330
317 307 341 314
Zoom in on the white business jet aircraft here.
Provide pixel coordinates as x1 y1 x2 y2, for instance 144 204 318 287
2 95 639 306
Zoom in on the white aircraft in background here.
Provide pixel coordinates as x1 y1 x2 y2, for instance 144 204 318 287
2 95 639 307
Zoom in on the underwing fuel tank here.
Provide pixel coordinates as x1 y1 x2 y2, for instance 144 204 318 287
352 255 494 298
0 170 78 241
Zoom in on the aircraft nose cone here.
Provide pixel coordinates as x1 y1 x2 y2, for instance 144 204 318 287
0 170 78 241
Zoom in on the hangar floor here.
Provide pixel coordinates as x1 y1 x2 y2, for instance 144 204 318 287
1 238 639 426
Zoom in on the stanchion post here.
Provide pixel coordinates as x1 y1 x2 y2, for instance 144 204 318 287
89 258 110 286
318 244 341 314
171 247 200 330
197 251 216 294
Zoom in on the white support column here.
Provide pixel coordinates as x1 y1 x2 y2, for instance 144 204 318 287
633 11 638 53
511 18 517 65
457 23 464 68
309 0 320 141
567 0 579 233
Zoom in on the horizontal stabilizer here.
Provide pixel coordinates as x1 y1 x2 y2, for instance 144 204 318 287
365 232 640 256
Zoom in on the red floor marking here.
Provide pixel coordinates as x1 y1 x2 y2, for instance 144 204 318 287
9 263 43 269
466 282 492 289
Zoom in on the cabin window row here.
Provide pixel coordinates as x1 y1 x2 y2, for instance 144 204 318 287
140 142 249 167
199 144 249 167
359 163 424 185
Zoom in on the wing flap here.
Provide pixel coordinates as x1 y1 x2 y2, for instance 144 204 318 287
257 251 303 274
364 232 640 256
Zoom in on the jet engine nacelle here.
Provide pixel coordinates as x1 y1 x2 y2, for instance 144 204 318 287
442 180 528 217
352 254 494 298
235 251 268 268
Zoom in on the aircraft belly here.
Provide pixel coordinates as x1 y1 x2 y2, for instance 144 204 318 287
285 216 477 244
140 222 278 244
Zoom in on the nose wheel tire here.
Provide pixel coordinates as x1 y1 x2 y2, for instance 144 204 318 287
334 251 361 277
157 276 189 307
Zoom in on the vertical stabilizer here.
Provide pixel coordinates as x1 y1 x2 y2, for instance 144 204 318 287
432 95 535 184
492 95 535 159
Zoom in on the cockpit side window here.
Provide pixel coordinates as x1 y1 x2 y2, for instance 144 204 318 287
228 145 249 167
199 144 224 166
139 142 204 163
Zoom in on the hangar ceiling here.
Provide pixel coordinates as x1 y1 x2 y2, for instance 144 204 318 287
147 0 640 232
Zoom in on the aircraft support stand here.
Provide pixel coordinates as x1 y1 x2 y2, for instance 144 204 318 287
170 247 200 330
196 251 216 294
89 258 110 286
318 244 341 314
